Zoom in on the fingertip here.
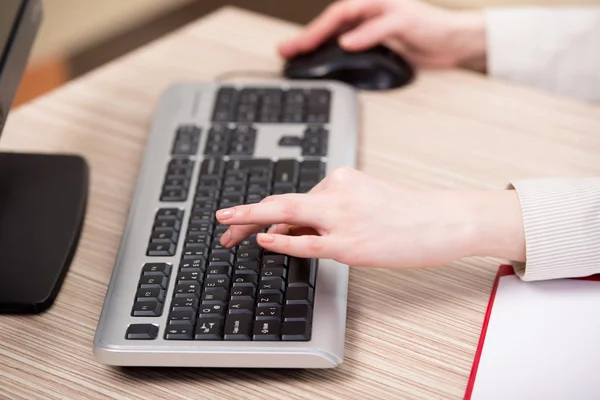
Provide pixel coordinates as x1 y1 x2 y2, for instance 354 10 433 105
257 233 276 244
220 229 232 247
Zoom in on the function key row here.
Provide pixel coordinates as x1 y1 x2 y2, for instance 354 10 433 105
212 87 330 124
146 208 184 257
130 262 172 317
160 158 195 202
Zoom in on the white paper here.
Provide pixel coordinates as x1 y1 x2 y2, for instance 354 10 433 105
470 275 600 400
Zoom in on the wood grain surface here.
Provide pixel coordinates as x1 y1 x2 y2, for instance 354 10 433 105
1 6 599 400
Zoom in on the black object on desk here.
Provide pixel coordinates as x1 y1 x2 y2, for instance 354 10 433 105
0 0 89 313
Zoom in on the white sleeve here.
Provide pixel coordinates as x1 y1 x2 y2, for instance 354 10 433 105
507 178 600 281
483 7 600 103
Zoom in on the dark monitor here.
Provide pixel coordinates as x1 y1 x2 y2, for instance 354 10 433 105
0 0 42 133
0 0 89 314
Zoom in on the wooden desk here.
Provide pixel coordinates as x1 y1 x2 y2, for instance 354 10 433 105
2 6 599 399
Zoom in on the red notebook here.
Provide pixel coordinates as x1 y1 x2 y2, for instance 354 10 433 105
464 265 600 400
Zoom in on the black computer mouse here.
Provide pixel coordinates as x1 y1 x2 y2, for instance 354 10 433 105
282 39 415 91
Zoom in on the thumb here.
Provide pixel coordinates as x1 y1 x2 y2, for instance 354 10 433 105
339 16 395 51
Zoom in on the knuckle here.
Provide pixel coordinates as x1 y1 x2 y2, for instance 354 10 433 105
329 166 355 182
280 199 300 219
307 236 323 253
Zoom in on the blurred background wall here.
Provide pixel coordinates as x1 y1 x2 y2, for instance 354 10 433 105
13 0 600 107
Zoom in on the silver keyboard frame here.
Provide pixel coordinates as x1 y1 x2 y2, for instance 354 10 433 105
93 80 359 368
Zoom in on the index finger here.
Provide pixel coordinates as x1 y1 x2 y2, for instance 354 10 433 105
278 0 372 58
216 194 323 229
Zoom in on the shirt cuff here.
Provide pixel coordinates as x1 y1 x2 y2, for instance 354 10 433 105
507 178 600 281
483 7 600 103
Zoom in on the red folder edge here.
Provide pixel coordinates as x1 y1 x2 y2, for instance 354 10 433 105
463 264 600 399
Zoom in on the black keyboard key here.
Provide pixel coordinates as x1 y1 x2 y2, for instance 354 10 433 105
287 258 317 287
208 251 234 264
136 288 165 303
199 158 226 178
230 286 256 301
274 159 299 188
299 170 322 185
131 300 163 317
195 317 224 340
161 188 187 202
305 111 329 124
236 248 261 262
172 141 198 156
219 195 244 208
282 112 304 123
234 261 260 274
139 275 168 289
165 321 194 340
248 170 272 183
257 292 283 306
179 257 206 271
185 232 211 245
187 222 214 235
126 324 159 340
228 300 255 314
281 320 311 341
239 89 260 104
204 277 231 290
232 273 258 287
177 269 203 283
255 305 282 320
169 310 196 321
169 158 193 168
300 160 325 172
198 303 226 318
285 286 315 305
182 244 209 259
253 320 281 341
262 255 289 267
236 159 272 172
222 184 246 195
190 211 215 224
285 89 305 105
154 219 181 231
146 243 176 257
211 241 235 254
245 193 264 204
223 314 253 340
206 264 232 278
201 290 229 305
156 208 184 221
284 304 313 321
151 229 178 244
171 297 199 311
174 283 201 297
240 235 258 248
229 142 254 156
259 278 285 294
261 266 287 281
142 263 171 276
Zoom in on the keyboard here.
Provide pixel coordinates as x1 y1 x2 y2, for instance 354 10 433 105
93 80 359 368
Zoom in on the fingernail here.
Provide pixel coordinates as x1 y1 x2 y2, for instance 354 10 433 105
217 208 235 219
258 233 275 243
221 229 231 246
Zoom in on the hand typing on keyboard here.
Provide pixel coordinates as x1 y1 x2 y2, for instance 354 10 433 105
217 166 525 269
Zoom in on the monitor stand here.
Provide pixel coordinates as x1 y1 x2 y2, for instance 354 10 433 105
0 152 88 313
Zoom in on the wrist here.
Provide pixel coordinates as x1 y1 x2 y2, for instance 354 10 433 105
450 10 487 71
463 190 526 262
